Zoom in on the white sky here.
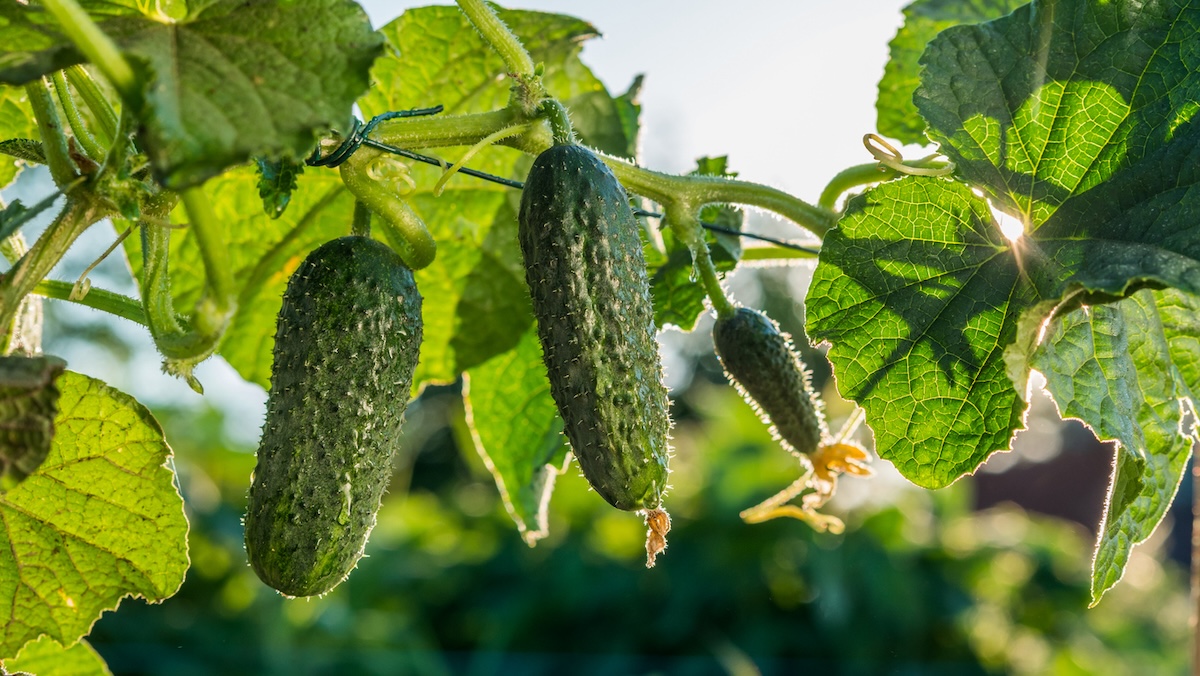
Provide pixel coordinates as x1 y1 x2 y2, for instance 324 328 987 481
361 1 913 204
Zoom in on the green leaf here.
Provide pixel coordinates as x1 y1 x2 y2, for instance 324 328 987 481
0 85 36 189
255 156 305 220
0 371 188 656
3 635 110 675
808 0 1200 488
0 355 67 491
876 0 1026 145
648 156 744 331
1031 289 1200 604
0 190 62 243
359 5 634 385
123 168 354 389
0 1 383 187
464 329 568 545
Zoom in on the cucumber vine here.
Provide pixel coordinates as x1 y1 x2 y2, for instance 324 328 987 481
1 0 1197 668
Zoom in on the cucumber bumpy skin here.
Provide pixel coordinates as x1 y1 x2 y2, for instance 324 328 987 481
713 307 827 457
518 144 671 512
245 236 422 597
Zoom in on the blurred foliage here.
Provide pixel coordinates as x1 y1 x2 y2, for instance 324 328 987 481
84 349 1188 675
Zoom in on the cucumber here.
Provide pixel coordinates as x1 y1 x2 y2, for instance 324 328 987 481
518 143 671 512
245 235 422 597
713 307 826 456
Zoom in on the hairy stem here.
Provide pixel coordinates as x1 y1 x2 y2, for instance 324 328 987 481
52 71 105 161
665 206 735 319
24 79 78 187
455 0 536 77
374 108 548 154
41 0 138 101
609 158 835 239
818 159 951 212
372 110 833 238
65 65 118 145
34 280 146 326
540 99 575 146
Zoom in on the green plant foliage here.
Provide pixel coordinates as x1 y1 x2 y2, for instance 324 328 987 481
876 0 1026 145
0 0 382 187
81 388 1190 674
359 5 637 386
2 635 110 676
254 156 304 220
0 371 188 655
0 86 35 189
464 328 568 545
809 0 1200 601
1032 289 1200 603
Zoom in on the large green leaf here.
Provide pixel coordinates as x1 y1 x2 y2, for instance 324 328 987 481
359 5 635 386
2 635 109 675
807 0 1200 488
0 372 188 656
1032 289 1200 604
0 1 382 187
876 0 1027 145
464 328 568 545
0 85 36 190
123 168 354 389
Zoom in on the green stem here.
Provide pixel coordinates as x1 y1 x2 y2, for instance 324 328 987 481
371 104 834 237
375 108 548 154
181 186 235 313
52 71 105 161
455 0 536 76
41 0 138 101
33 280 146 326
0 198 106 333
352 200 372 237
340 150 436 269
665 206 735 319
818 159 950 212
819 163 895 211
540 99 575 146
607 158 836 239
65 65 118 145
24 79 78 187
739 246 819 263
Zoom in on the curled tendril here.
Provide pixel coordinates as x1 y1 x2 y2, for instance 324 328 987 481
739 407 873 533
367 155 418 196
863 133 955 177
71 225 133 301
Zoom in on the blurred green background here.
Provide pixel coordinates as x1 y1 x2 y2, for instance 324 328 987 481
40 257 1186 675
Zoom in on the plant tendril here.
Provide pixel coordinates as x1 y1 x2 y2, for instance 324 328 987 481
863 133 955 177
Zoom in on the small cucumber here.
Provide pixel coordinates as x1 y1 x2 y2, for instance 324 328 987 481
245 236 422 597
713 307 826 456
518 143 671 512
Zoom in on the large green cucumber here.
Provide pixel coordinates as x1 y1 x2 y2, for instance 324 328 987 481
713 307 826 456
245 235 422 597
518 143 671 512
